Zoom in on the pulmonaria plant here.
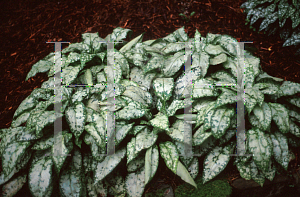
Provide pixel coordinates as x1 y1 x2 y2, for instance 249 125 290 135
240 0 300 55
1 26 300 197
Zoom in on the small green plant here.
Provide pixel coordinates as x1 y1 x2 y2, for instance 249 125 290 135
179 11 195 22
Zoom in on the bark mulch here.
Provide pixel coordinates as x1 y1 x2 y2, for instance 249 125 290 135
0 0 299 196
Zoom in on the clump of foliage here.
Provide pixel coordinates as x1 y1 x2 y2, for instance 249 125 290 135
0 26 300 197
240 0 300 55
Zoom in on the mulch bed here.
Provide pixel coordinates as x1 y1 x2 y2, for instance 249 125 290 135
0 0 299 196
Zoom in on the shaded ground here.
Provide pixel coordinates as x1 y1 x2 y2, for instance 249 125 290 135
0 0 299 196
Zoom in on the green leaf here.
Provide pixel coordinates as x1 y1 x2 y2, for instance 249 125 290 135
285 96 300 108
167 119 193 143
65 102 86 139
283 31 300 47
193 125 212 146
122 85 153 107
259 12 278 32
29 156 54 197
25 60 53 81
195 101 216 128
116 100 147 120
145 145 159 186
176 160 197 188
115 123 134 146
125 166 146 197
278 0 289 21
249 102 272 131
268 103 290 133
245 86 264 108
61 65 81 84
94 147 126 184
278 81 300 96
192 78 217 99
202 143 233 184
250 160 265 187
2 141 31 177
127 128 157 165
59 149 85 197
52 132 73 174
244 51 261 88
2 174 27 197
104 63 122 84
159 141 179 174
162 51 185 77
127 154 145 173
214 88 237 108
153 78 174 102
211 107 235 139
0 127 24 155
270 132 289 170
209 53 227 65
129 67 156 91
167 100 185 116
149 112 170 132
247 128 272 172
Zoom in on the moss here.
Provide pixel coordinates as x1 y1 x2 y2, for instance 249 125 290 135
174 175 232 197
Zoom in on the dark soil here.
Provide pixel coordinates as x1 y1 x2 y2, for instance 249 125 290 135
0 0 300 196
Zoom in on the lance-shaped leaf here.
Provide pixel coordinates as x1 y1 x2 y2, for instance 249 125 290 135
244 51 261 89
259 12 278 32
215 34 239 56
29 156 54 197
2 174 27 197
104 63 122 84
236 160 252 181
129 67 156 91
289 119 300 138
25 60 53 81
127 128 158 165
192 78 217 99
211 107 235 139
145 145 159 186
187 157 199 180
214 88 237 108
59 149 85 197
159 141 179 174
2 141 31 177
247 128 272 172
268 103 290 133
249 102 272 131
115 123 134 146
195 101 216 128
61 65 81 85
205 44 226 56
262 159 276 181
209 53 227 65
166 119 193 144
125 166 146 197
202 143 233 184
127 154 145 173
120 32 144 53
270 132 289 170
162 51 185 77
116 101 148 120
153 78 174 102
122 85 153 108
167 100 185 116
278 81 300 96
106 171 126 196
250 160 265 187
193 51 210 78
176 160 198 188
193 125 212 146
87 175 107 197
65 102 86 139
52 132 73 174
94 147 126 184
285 96 300 108
0 127 24 155
11 112 30 128
149 112 170 132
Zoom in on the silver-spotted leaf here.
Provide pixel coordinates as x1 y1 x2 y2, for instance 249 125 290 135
159 141 179 174
145 145 159 186
247 128 272 172
94 147 126 184
28 156 54 197
202 143 233 184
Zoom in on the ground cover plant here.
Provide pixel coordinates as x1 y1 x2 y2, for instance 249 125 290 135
240 0 300 55
0 26 300 197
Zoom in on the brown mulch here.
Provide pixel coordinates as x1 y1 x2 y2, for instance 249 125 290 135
0 0 299 196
